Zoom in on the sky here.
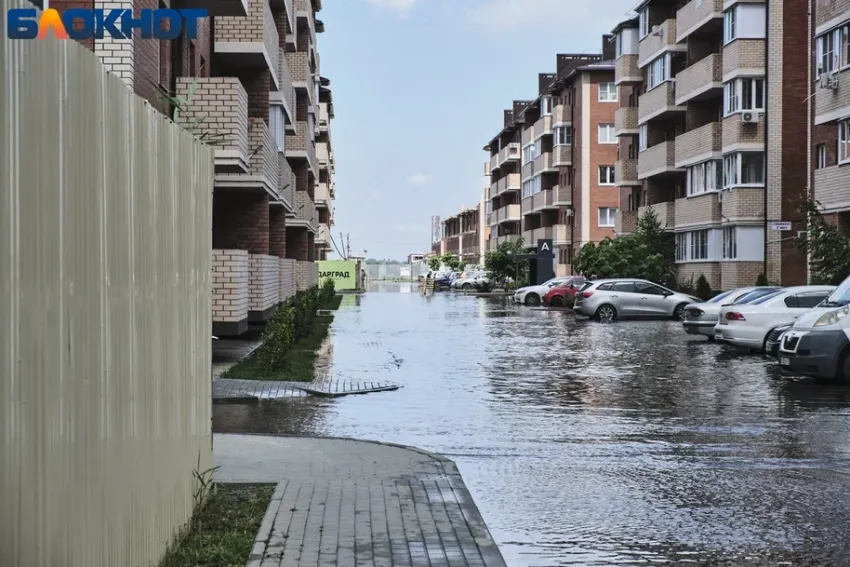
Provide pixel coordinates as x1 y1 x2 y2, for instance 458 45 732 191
319 0 636 261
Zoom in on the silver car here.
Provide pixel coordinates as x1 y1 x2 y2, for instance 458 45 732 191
573 279 700 322
682 286 783 340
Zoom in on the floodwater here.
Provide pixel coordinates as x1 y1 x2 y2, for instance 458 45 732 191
214 282 850 566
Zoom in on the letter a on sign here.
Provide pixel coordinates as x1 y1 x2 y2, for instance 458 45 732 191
540 242 550 251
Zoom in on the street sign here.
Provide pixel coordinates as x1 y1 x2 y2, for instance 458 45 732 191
770 222 792 231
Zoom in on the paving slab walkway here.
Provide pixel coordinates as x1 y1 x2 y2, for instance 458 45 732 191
214 435 507 567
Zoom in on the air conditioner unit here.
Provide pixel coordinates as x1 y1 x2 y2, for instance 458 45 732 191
651 25 663 37
741 111 761 124
819 72 839 90
566 208 574 217
797 230 807 241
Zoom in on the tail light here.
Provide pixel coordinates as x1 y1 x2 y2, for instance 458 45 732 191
686 308 704 317
725 312 746 321
581 291 594 298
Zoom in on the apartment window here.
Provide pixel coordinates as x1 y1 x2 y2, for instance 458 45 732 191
598 207 617 227
839 119 850 164
554 125 572 146
639 124 648 151
686 160 722 196
598 124 616 144
817 27 840 76
522 143 537 164
522 176 542 199
722 227 737 259
639 7 649 38
723 7 736 44
599 166 615 185
307 113 315 145
723 152 765 188
269 105 286 151
647 54 669 90
599 82 618 102
816 144 827 169
723 78 764 115
675 233 687 262
615 34 623 58
541 96 552 116
485 201 492 214
559 248 570 265
690 230 708 260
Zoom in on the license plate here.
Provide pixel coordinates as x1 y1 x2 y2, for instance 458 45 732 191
714 330 723 339
780 357 790 366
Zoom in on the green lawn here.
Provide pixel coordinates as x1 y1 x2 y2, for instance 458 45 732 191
159 484 274 567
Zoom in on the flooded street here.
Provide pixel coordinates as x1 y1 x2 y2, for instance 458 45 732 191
214 283 850 566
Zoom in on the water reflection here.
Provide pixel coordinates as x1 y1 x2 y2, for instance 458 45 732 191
214 291 850 566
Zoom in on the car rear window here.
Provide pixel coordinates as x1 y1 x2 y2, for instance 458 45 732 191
734 288 781 304
749 291 783 305
707 290 735 304
595 282 612 291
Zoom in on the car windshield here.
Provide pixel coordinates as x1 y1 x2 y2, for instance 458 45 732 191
707 290 735 304
733 288 781 304
823 276 850 307
748 291 783 306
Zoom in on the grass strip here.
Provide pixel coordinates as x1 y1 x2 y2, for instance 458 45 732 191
159 484 274 567
322 294 342 310
222 315 333 382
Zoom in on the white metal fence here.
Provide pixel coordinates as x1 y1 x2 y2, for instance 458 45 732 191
0 8 215 566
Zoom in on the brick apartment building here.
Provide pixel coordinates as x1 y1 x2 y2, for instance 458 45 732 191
46 0 337 335
441 203 485 265
483 37 621 276
611 0 808 290
812 0 850 235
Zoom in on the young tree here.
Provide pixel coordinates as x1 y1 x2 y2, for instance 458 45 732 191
440 253 464 271
428 256 441 271
484 238 528 285
797 199 850 285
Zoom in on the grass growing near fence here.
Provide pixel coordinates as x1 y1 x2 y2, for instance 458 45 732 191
158 484 274 567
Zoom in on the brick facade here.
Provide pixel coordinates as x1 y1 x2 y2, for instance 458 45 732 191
213 192 270 254
248 254 280 315
212 249 250 323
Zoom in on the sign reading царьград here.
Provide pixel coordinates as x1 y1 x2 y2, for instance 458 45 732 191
318 260 357 290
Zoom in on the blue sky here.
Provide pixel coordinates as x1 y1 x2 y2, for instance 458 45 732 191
319 0 636 260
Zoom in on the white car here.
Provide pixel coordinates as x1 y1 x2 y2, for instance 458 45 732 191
513 277 571 306
682 286 782 339
714 285 836 351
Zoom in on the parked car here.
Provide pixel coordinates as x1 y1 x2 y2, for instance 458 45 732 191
779 276 850 380
513 276 574 306
434 271 459 289
452 271 488 290
573 279 700 322
765 323 792 357
682 286 783 340
714 286 836 351
542 277 587 307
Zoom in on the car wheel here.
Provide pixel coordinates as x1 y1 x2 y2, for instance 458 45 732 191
551 296 564 307
595 304 617 323
462 283 472 290
839 348 850 382
525 293 540 306
672 303 688 321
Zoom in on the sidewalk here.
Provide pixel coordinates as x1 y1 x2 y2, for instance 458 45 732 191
214 435 507 567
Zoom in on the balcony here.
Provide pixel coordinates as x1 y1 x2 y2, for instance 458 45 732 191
638 82 685 124
489 234 519 250
554 224 570 244
638 142 681 179
553 104 570 123
215 0 279 88
270 50 294 117
638 202 675 229
675 54 722 105
674 193 721 229
675 122 721 167
615 158 640 186
489 153 499 173
490 173 521 198
532 152 554 175
176 77 248 172
318 102 331 131
814 166 850 212
491 204 521 225
491 143 520 172
722 40 766 79
616 210 638 235
216 118 279 197
286 120 317 173
552 145 571 166
523 226 554 245
278 151 294 211
615 55 641 85
286 51 316 105
534 114 553 137
721 114 765 151
676 0 723 42
721 187 765 222
815 68 850 123
317 140 330 170
521 189 555 213
638 19 684 68
317 222 331 246
291 191 318 232
173 0 245 16
248 254 280 322
615 107 639 136
553 185 571 205
314 181 330 208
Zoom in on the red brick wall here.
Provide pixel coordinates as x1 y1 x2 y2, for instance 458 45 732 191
573 81 585 247
269 207 287 257
213 192 270 254
238 71 271 121
49 0 94 51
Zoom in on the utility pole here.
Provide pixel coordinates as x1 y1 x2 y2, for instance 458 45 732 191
339 232 347 259
346 233 351 259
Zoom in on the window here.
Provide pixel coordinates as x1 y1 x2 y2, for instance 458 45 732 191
269 105 286 151
816 27 840 76
722 227 737 259
599 82 618 102
816 144 827 169
723 152 765 187
521 176 542 199
686 160 722 196
615 34 623 58
639 7 649 38
839 119 850 163
522 143 538 164
599 166 615 185
635 282 666 295
612 282 636 293
723 78 764 115
485 200 492 214
675 233 687 262
639 124 648 151
541 96 552 116
598 124 616 144
554 126 572 146
723 7 736 44
690 230 708 260
786 292 830 309
598 207 617 227
647 54 669 90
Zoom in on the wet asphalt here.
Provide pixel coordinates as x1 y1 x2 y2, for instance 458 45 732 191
213 282 850 567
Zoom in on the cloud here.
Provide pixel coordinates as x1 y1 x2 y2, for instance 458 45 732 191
467 0 634 33
365 0 416 16
407 173 429 185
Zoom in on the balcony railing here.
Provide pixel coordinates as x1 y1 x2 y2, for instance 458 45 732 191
314 181 330 207
638 202 675 229
490 173 521 198
615 158 639 186
553 104 570 123
638 19 681 67
317 222 330 245
638 82 684 124
317 139 330 168
523 226 554 245
722 40 766 77
638 141 679 179
499 142 520 165
247 118 279 195
674 193 721 229
278 151 294 210
532 152 553 175
814 166 850 212
554 224 570 244
615 210 638 235
615 107 639 135
294 190 318 232
493 204 521 224
552 145 571 166
277 48 294 111
534 114 553 137
215 0 279 84
615 55 641 85
676 0 723 42
675 54 721 105
721 114 765 150
675 122 721 167
521 189 555 213
287 120 317 171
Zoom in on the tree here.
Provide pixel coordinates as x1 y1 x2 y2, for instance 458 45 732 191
755 273 769 286
797 199 850 285
695 274 712 301
440 253 465 272
484 238 529 285
428 256 441 271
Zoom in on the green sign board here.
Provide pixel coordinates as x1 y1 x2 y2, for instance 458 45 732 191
318 260 357 290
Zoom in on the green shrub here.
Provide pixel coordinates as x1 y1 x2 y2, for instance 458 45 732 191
293 286 320 340
755 273 769 286
255 304 295 372
695 274 712 301
472 280 496 293
319 278 335 306
677 275 695 295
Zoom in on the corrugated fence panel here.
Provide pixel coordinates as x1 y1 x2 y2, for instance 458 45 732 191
0 1 215 565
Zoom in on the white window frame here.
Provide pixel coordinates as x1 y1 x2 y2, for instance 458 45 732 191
840 119 850 164
598 207 617 227
541 96 552 116
598 123 616 144
723 152 765 188
598 82 618 102
521 176 543 199
522 143 537 164
615 34 623 58
722 227 737 260
816 27 841 77
723 7 736 44
686 160 722 196
816 143 827 169
723 78 764 116
690 230 708 261
639 124 648 151
554 125 572 146
647 54 669 90
639 7 649 38
269 104 286 152
675 233 687 262
598 165 615 185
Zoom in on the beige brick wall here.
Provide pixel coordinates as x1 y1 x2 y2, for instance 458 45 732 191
676 122 721 166
616 210 638 235
638 19 678 67
615 107 638 134
280 258 296 301
721 261 764 289
639 201 676 228
676 54 721 104
721 114 765 150
615 158 639 185
217 0 279 74
295 190 318 230
722 39 766 80
615 55 640 83
248 118 280 187
815 0 850 26
94 0 134 86
279 152 295 207
177 78 249 159
553 145 572 166
677 262 721 290
286 51 311 84
722 187 765 221
638 141 676 178
814 166 850 212
677 0 724 41
295 261 318 291
289 120 317 169
278 48 296 111
675 193 721 228
814 67 850 122
249 254 280 313
212 249 250 322
638 83 678 124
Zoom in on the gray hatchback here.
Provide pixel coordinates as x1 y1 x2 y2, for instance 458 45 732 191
573 279 700 322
